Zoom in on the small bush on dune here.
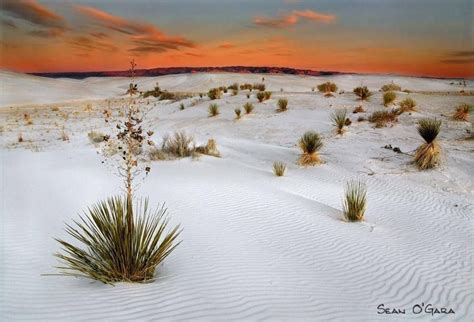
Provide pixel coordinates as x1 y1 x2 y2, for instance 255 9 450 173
298 131 323 166
353 86 372 100
235 108 242 119
383 91 397 106
399 97 417 112
208 88 222 100
88 131 107 143
228 83 239 91
24 113 33 125
368 110 398 127
243 102 254 114
343 180 367 222
317 81 338 94
162 131 195 157
195 139 220 157
84 104 93 112
179 103 185 110
277 98 288 112
51 106 60 112
240 83 253 91
353 105 365 113
149 147 169 161
273 161 286 177
208 103 220 117
257 92 266 102
414 118 442 170
253 83 266 91
452 103 472 121
264 91 272 100
381 82 401 92
331 109 349 135
159 91 175 101
232 89 239 96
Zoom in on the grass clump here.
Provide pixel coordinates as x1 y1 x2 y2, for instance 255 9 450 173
368 110 398 127
179 103 185 110
243 102 254 114
343 180 367 222
162 131 195 157
54 196 181 284
143 84 161 98
398 97 417 113
452 103 472 121
264 91 272 100
273 161 286 177
24 113 33 125
240 83 252 91
228 83 239 91
383 91 397 106
253 83 266 91
208 103 220 117
353 86 372 100
235 108 242 119
257 92 265 102
317 81 338 94
331 109 349 135
208 88 222 100
159 91 176 101
195 139 220 157
381 82 401 92
414 118 442 170
88 131 107 143
353 105 365 113
298 131 323 166
277 98 288 112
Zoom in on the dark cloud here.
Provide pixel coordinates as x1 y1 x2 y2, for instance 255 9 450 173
1 0 66 29
69 36 118 52
1 18 17 28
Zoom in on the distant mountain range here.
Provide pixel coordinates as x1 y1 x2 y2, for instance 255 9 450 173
30 66 343 79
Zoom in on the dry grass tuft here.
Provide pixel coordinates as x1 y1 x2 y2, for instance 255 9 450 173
264 91 272 100
253 83 266 91
414 118 442 170
273 161 286 176
298 131 323 166
353 105 365 113
331 109 349 135
368 110 398 127
24 113 33 125
240 83 253 91
452 103 472 121
161 131 195 157
195 139 220 157
343 180 367 222
84 103 93 112
257 92 265 102
381 82 401 92
399 97 417 113
51 106 60 112
208 103 220 117
277 98 288 112
317 81 338 93
353 86 372 100
383 91 397 106
208 88 222 100
88 131 107 143
243 102 254 114
235 108 242 119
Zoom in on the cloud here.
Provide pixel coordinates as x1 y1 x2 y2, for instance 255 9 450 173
218 42 235 49
75 5 194 54
448 50 474 58
440 51 474 64
1 19 17 29
1 0 66 29
29 28 64 38
254 9 336 28
68 36 118 52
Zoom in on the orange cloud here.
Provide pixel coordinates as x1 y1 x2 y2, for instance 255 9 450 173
218 42 235 49
254 9 336 28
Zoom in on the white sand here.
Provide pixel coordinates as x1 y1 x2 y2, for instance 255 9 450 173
0 71 473 321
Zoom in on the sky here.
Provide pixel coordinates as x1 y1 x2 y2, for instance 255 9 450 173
0 0 473 78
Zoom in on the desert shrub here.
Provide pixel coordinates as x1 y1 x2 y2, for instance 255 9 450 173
331 109 349 135
195 139 220 157
54 196 181 284
414 118 442 170
232 89 239 96
399 97 417 113
343 180 367 222
253 83 266 91
353 86 372 100
51 106 60 112
317 81 338 93
143 86 161 98
368 110 398 127
218 86 228 93
353 105 365 113
235 108 242 119
277 98 288 112
149 147 169 161
264 91 272 100
298 131 323 166
88 131 107 143
18 133 23 143
243 102 254 114
159 91 175 101
208 103 220 117
240 83 253 90
383 91 397 106
208 88 222 100
381 82 401 92
452 103 472 121
273 161 286 177
24 113 33 125
162 131 195 157
256 92 266 102
179 103 185 110
228 83 239 90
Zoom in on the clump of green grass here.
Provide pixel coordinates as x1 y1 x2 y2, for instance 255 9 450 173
273 161 286 177
235 108 242 119
317 81 338 94
298 131 323 166
368 110 398 127
54 196 181 284
161 131 195 157
342 180 367 222
398 97 417 113
243 102 254 114
383 91 397 106
277 98 288 112
452 103 472 121
208 103 220 117
381 82 401 92
208 88 222 100
253 83 266 91
331 109 349 135
88 131 107 143
414 118 442 170
353 86 372 100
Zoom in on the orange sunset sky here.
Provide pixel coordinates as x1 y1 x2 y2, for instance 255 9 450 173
0 0 473 78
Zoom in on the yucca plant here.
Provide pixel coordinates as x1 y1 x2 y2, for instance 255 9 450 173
399 97 417 113
452 103 472 121
414 118 442 170
343 180 367 222
235 108 242 119
383 91 396 106
256 92 265 102
277 98 288 112
54 196 181 284
208 103 220 117
243 102 254 114
331 109 348 135
317 81 338 94
353 86 372 100
273 161 286 176
298 131 323 166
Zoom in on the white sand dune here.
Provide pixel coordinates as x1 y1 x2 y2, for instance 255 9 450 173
0 72 473 321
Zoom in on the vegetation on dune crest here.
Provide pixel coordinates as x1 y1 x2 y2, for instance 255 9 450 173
298 131 323 166
343 180 367 222
53 60 181 284
208 88 222 100
414 118 442 170
253 83 266 91
383 91 396 106
381 82 401 92
317 81 338 94
452 103 472 121
353 86 372 100
273 161 286 177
